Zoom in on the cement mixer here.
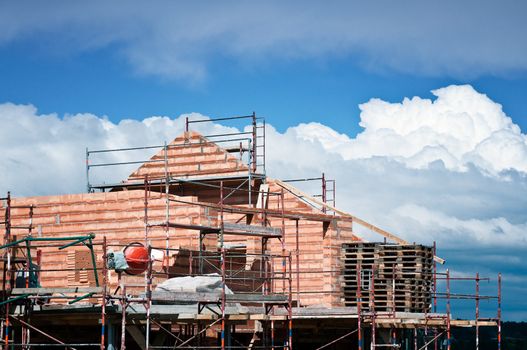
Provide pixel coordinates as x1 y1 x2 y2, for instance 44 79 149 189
107 242 149 275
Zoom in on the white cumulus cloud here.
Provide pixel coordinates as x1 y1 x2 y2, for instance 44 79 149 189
391 203 527 248
0 103 235 195
292 85 527 174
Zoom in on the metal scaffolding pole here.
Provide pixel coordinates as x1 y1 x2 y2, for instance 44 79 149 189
476 272 480 350
295 219 300 308
86 148 90 192
219 181 226 350
164 142 170 272
251 112 257 174
120 283 127 350
497 273 502 350
321 173 326 214
3 191 11 350
288 253 293 350
248 139 253 206
446 269 451 350
101 236 108 350
280 188 286 294
143 176 151 350
220 247 226 350
433 241 437 350
370 263 376 350
145 244 152 350
357 262 362 350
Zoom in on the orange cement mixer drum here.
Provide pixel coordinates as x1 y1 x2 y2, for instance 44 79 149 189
123 243 149 275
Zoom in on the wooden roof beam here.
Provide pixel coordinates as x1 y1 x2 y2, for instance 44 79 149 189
274 179 445 264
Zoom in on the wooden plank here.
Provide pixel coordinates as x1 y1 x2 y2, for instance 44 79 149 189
169 197 339 223
275 179 446 264
256 184 270 211
148 221 219 233
226 293 287 303
149 221 282 237
223 223 282 238
11 287 103 295
150 291 219 303
150 291 287 304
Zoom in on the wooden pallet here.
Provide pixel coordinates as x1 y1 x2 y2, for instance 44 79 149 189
341 242 433 313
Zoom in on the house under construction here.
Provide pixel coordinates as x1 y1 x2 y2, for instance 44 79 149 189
1 114 502 349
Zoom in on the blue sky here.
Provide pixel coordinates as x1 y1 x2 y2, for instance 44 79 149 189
0 1 526 321
1 1 527 136
2 40 527 137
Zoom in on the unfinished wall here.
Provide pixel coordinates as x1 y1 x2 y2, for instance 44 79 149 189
5 190 218 292
125 133 365 307
128 131 249 181
3 131 364 308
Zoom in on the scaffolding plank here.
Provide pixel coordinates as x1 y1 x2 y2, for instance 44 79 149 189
222 223 282 238
12 287 103 295
150 291 287 304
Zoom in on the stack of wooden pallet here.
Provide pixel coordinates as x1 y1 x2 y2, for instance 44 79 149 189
341 242 433 313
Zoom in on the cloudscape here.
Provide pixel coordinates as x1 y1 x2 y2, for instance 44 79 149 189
0 1 526 345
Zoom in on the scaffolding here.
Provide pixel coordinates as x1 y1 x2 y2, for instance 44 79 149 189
1 188 502 349
86 112 266 197
349 257 502 350
0 191 106 349
81 113 296 349
0 185 293 349
129 176 294 349
0 113 506 349
282 173 336 215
